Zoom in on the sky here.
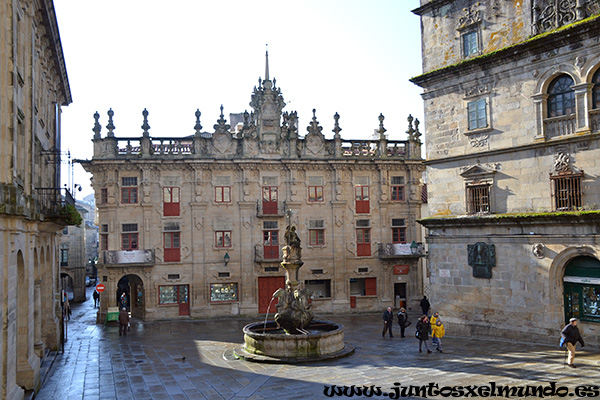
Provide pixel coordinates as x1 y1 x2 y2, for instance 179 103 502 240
54 0 424 199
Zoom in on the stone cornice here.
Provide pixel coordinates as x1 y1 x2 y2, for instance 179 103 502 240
419 211 600 229
40 0 71 105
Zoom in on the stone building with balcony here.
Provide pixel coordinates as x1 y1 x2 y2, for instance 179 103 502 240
0 1 72 398
80 55 426 322
411 0 600 346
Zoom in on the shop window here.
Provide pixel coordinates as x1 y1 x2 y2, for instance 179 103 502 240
305 279 331 298
349 277 376 296
210 283 238 302
309 220 325 245
163 187 180 216
159 285 188 305
563 256 600 323
121 177 138 204
390 176 405 201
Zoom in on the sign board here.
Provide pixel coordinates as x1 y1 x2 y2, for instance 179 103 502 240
96 283 106 293
393 265 410 275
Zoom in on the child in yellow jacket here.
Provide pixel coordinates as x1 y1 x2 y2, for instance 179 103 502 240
432 319 445 353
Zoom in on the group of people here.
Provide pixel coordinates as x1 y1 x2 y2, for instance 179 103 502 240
382 295 445 354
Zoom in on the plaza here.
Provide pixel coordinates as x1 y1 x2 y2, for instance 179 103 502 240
34 287 600 400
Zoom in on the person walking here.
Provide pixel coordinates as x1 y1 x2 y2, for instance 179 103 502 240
118 307 130 337
420 296 430 316
429 311 439 327
382 307 394 338
93 290 99 308
397 307 411 338
431 319 445 352
561 318 585 367
416 315 432 353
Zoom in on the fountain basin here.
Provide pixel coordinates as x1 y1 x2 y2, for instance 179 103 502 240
234 320 354 363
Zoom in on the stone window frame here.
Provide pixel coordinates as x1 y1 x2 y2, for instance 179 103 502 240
463 89 492 136
391 218 407 244
460 165 496 215
550 171 584 211
390 176 405 201
308 219 325 247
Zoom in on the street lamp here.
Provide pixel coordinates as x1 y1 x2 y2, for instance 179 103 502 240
224 252 230 266
410 241 419 255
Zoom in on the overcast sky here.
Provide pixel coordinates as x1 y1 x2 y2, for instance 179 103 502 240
54 0 424 198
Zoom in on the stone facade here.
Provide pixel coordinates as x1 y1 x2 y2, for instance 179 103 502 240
0 0 72 398
412 0 600 346
81 55 427 323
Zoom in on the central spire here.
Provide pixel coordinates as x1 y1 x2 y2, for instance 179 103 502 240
265 46 270 81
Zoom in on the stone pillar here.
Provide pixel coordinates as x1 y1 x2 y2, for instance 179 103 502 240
532 93 548 140
573 83 593 132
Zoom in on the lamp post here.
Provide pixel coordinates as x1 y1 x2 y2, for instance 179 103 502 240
224 252 230 266
410 240 419 255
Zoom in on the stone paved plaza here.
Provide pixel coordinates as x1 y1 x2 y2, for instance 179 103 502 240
34 287 599 400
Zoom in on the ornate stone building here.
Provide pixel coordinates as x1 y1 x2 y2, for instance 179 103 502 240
412 0 600 346
0 0 72 398
81 55 426 322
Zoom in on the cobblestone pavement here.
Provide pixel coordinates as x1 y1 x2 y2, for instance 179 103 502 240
34 287 599 400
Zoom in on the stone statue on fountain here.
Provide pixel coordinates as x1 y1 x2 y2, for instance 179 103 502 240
274 223 314 334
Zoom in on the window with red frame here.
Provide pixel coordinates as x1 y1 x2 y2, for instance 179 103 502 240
391 218 406 243
390 176 405 201
215 186 231 203
164 222 180 262
355 185 370 213
262 186 278 214
121 223 138 250
263 221 279 259
308 175 324 202
356 219 371 257
121 177 138 204
309 220 325 245
215 231 232 248
163 187 180 216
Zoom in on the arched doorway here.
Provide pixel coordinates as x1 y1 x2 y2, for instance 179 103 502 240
116 275 145 320
563 255 600 324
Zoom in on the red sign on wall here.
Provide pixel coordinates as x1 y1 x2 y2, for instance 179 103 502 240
393 265 409 275
96 283 106 293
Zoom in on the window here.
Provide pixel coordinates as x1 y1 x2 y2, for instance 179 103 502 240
356 219 371 257
355 186 370 214
263 221 279 259
159 285 188 305
100 224 108 251
391 218 406 244
466 183 490 214
548 75 575 118
215 176 231 203
308 176 324 202
215 231 232 248
210 283 238 302
390 176 405 201
349 277 376 296
462 30 478 57
60 248 68 267
100 188 108 204
164 223 180 262
121 223 138 250
262 186 278 214
468 99 487 130
309 220 325 246
163 187 180 216
121 177 138 204
551 173 582 211
304 279 331 298
593 69 600 110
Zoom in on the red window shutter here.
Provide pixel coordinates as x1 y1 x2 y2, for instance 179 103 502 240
365 278 377 296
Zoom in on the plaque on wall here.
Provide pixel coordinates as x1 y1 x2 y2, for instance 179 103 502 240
467 242 495 278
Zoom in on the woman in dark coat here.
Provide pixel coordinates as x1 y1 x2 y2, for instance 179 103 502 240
416 315 432 353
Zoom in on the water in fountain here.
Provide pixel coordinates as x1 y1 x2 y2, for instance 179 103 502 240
262 295 278 334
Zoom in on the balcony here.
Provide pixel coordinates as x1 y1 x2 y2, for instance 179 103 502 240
36 187 74 216
543 114 576 139
256 201 286 218
378 242 424 259
254 245 281 263
101 249 155 266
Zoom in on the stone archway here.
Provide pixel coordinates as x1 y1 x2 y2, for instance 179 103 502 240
549 246 600 324
116 274 145 320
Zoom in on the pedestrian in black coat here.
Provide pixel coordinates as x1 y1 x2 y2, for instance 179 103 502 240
420 296 430 316
561 318 585 367
397 308 411 338
382 307 394 338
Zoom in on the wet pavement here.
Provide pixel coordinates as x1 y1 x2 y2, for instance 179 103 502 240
34 287 600 400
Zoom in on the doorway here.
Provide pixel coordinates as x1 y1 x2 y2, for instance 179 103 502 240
394 282 407 310
258 276 285 314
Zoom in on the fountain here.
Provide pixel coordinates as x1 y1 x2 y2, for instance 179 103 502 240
234 218 354 363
